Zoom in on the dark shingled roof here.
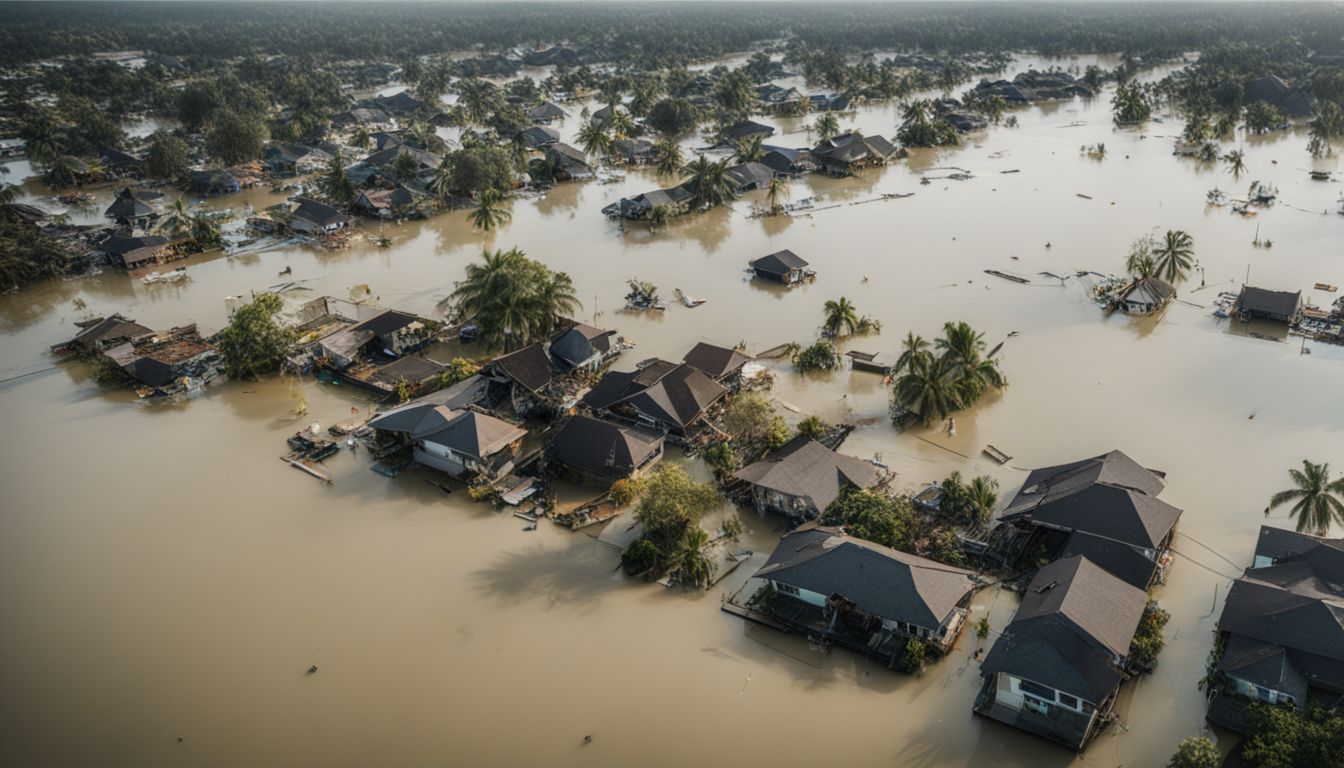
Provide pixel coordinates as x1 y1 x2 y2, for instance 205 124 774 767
1215 634 1310 703
682 342 753 381
723 120 775 141
1056 532 1158 590
750 249 808 275
981 555 1147 703
369 404 526 460
755 525 976 630
104 188 157 221
547 415 663 478
487 343 554 394
548 323 614 372
1236 286 1303 319
70 315 154 350
528 101 568 121
621 364 726 431
292 197 349 227
734 437 881 513
367 355 446 387
1001 450 1180 551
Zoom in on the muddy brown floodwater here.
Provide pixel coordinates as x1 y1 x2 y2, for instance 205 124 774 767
2 56 1344 767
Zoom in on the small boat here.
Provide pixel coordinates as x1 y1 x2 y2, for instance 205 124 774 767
983 444 1012 464
984 269 1030 284
1314 283 1338 293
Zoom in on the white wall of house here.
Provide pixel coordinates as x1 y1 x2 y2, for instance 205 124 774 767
1228 675 1297 706
770 580 826 608
415 440 479 477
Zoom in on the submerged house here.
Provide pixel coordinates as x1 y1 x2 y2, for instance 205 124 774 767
104 188 159 229
291 197 353 236
98 324 221 398
734 436 882 520
725 162 775 194
312 309 435 368
1114 276 1176 316
544 143 593 180
810 133 897 176
1205 526 1344 734
976 555 1148 751
753 525 978 660
611 138 656 165
187 169 240 196
682 342 753 385
1245 75 1315 117
57 314 154 356
548 322 619 373
602 184 695 220
96 232 176 270
369 403 527 481
721 120 776 144
1235 286 1304 324
582 359 726 437
527 101 569 123
516 125 560 150
353 186 416 218
264 144 332 176
999 450 1182 590
546 414 664 483
749 249 814 286
482 343 559 415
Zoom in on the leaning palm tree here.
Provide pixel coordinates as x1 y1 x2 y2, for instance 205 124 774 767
1153 229 1195 283
966 476 999 526
468 188 511 233
654 137 684 180
764 176 789 215
429 157 454 200
734 135 765 164
1265 460 1344 536
892 353 964 426
577 119 612 158
1223 149 1247 180
894 332 929 377
823 297 860 337
671 527 715 589
608 109 636 140
158 197 191 234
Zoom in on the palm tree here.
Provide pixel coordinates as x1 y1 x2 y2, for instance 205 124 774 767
449 247 580 350
430 157 454 200
43 156 80 189
1223 149 1246 180
682 154 736 207
351 125 371 150
608 109 636 140
322 152 357 206
937 321 1005 402
815 111 840 140
159 197 191 234
190 212 221 247
734 135 765 164
1265 460 1344 536
1153 229 1194 283
468 188 511 233
894 332 929 377
823 297 860 337
654 137 684 180
893 353 963 426
577 119 611 158
764 176 789 215
966 476 999 526
671 527 715 588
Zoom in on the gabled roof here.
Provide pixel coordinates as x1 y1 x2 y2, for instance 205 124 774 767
723 120 775 141
104 188 157 221
583 359 678 410
1120 276 1176 304
545 142 588 166
619 363 726 431
516 125 560 148
682 342 753 380
1000 450 1180 551
1056 532 1158 590
487 343 554 394
548 415 663 477
548 323 614 372
1216 634 1309 702
70 315 154 349
375 90 425 114
725 162 774 189
734 437 880 513
369 404 525 460
981 555 1147 703
291 197 350 226
528 101 568 121
755 525 976 629
364 145 440 171
98 232 169 257
750 249 808 274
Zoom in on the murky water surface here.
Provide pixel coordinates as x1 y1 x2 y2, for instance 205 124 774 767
2 56 1343 766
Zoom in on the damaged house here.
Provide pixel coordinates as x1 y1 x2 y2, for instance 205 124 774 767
681 342 754 386
307 306 442 398
545 414 664 483
98 324 221 398
810 133 897 176
582 359 726 437
104 187 159 229
734 436 882 520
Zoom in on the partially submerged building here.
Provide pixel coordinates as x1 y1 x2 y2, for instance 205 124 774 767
56 314 154 356
582 359 726 437
104 188 159 229
369 402 527 481
527 101 569 124
58 318 220 399
545 414 664 483
976 555 1148 751
998 450 1181 590
753 525 978 661
291 198 353 236
682 342 753 385
1205 526 1344 734
602 184 695 220
734 436 882 520
544 143 593 180
1235 286 1304 325
810 133 897 176
749 249 814 286
1113 277 1176 316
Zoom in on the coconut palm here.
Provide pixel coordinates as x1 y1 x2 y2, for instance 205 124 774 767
765 176 789 215
430 157 454 200
734 135 765 164
158 197 191 234
654 137 683 180
577 119 612 158
190 212 222 247
322 152 357 205
468 188 511 232
682 154 736 207
43 156 81 189
892 353 964 426
608 109 636 140
1223 149 1246 180
1153 229 1194 283
966 475 999 526
937 321 1005 402
351 125 371 150
449 247 580 350
823 297 860 337
815 111 840 140
1265 460 1344 536
671 527 715 588
894 332 930 376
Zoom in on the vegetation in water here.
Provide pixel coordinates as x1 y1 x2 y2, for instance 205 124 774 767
1165 737 1219 768
448 247 580 351
214 292 296 380
890 321 1006 426
1264 460 1344 536
793 340 840 372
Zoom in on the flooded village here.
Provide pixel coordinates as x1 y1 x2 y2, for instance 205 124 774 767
3 3 1344 767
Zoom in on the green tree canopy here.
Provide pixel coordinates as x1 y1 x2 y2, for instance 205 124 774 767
214 293 296 379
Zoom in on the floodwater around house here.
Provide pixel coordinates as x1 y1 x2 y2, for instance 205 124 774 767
2 55 1344 767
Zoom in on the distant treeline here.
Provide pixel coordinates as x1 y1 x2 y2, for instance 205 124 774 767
2 2 1343 67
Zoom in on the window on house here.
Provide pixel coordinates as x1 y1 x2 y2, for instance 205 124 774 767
1019 679 1056 702
776 583 799 597
1057 693 1079 710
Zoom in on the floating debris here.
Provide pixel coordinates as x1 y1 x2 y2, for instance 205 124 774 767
984 269 1030 284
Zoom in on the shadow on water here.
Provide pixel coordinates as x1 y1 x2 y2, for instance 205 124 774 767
470 535 626 611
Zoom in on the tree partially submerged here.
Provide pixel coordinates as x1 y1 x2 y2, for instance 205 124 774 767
214 292 296 379
448 247 579 351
